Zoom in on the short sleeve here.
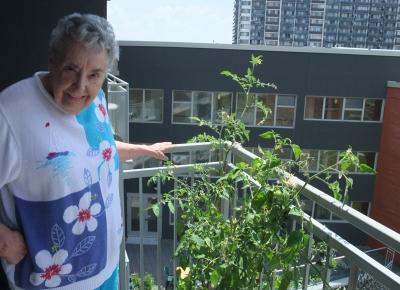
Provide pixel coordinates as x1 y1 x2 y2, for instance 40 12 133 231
0 106 22 188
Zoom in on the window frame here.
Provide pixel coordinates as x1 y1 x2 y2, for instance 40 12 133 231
300 149 377 174
129 88 164 123
172 90 233 125
304 96 384 123
236 93 297 128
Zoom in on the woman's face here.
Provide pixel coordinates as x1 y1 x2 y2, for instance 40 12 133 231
47 41 108 115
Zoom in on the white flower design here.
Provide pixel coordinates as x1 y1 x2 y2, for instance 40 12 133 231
94 98 108 123
99 140 116 171
63 192 101 235
29 249 72 288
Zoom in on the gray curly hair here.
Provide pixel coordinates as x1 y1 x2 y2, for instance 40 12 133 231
49 13 119 68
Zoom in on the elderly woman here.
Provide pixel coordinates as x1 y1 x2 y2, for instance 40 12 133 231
0 13 172 290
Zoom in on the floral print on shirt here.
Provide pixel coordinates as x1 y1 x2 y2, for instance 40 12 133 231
13 169 107 289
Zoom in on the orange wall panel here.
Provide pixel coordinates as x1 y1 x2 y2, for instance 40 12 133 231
369 85 400 264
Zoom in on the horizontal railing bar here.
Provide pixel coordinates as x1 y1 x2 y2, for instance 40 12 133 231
122 161 222 179
107 73 129 85
231 143 400 254
289 175 400 254
294 213 400 290
164 142 213 153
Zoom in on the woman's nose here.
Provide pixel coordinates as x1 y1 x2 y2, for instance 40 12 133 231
72 73 87 94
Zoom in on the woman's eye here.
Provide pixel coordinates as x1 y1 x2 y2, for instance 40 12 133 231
64 66 76 72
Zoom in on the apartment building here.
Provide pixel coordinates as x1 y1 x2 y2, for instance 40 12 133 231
116 41 400 245
233 0 400 49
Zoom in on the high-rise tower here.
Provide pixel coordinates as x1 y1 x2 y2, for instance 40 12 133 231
233 0 400 49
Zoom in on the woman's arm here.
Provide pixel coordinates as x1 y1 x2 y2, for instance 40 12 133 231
115 141 174 162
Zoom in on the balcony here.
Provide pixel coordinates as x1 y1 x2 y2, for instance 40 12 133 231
115 142 400 290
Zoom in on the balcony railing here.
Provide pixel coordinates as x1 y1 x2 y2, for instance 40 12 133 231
118 142 400 290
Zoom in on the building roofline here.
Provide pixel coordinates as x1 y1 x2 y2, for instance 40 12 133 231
118 41 400 57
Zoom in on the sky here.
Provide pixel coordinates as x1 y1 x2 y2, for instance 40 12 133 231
107 0 234 43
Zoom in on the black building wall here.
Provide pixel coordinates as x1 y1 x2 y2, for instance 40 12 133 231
0 0 107 91
118 43 400 244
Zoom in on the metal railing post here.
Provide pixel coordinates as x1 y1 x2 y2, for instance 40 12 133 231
322 246 333 290
348 263 359 290
302 231 313 290
119 168 129 290
139 178 144 290
157 177 162 289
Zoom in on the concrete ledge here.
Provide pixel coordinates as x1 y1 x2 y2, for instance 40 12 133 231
387 81 400 88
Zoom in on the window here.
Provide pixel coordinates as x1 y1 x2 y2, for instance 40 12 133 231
172 90 232 124
344 98 363 120
304 96 384 122
320 150 338 169
237 93 296 128
301 149 319 171
324 97 343 120
314 204 331 220
351 201 370 216
304 96 324 119
129 89 163 122
364 99 383 121
300 149 376 173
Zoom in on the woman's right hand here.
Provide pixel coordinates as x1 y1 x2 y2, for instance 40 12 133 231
0 223 27 264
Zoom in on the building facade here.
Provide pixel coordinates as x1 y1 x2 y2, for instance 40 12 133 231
117 41 400 245
233 0 400 50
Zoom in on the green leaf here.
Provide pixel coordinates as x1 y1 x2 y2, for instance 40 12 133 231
167 200 175 214
220 70 233 77
339 159 352 172
279 270 292 290
287 230 304 247
260 131 275 139
191 234 204 247
359 163 375 173
291 144 302 161
328 181 341 201
250 54 263 66
210 270 220 288
236 161 248 170
289 207 303 217
151 204 160 217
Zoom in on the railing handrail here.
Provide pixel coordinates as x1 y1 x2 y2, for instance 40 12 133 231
107 73 129 86
231 143 400 254
122 142 400 289
295 213 400 290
